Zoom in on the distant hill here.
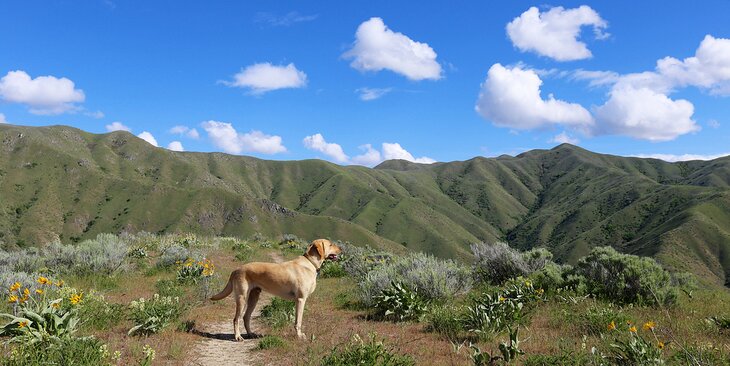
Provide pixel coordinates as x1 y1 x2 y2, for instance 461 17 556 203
2 124 729 286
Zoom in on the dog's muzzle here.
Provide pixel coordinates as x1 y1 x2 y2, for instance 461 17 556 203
327 254 339 261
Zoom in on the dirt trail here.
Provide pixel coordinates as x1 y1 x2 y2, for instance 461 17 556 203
188 252 284 366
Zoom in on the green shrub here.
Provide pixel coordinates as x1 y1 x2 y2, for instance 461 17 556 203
319 261 347 278
0 337 112 366
235 250 251 262
176 258 214 284
606 320 666 365
359 252 471 306
74 291 125 331
572 246 677 306
155 279 185 298
471 242 530 285
463 279 543 338
320 334 415 366
280 234 307 251
257 335 286 350
373 282 428 322
529 262 573 294
339 243 392 279
426 304 464 341
260 297 295 329
575 305 631 335
157 244 190 268
128 294 185 335
46 234 130 275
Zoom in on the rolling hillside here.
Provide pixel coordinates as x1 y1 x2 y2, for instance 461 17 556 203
2 124 729 286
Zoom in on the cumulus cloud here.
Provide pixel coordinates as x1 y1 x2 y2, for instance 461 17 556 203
105 121 131 132
167 141 184 152
475 63 593 130
571 69 620 87
222 63 307 95
550 132 579 144
632 152 730 162
0 70 85 114
303 133 349 163
708 119 721 128
507 6 608 61
137 131 158 147
343 17 442 81
201 120 286 155
594 86 698 141
653 35 730 95
0 113 7 124
169 125 200 139
382 142 435 164
351 144 383 166
357 87 393 101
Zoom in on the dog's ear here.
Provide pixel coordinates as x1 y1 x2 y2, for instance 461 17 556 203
311 240 325 259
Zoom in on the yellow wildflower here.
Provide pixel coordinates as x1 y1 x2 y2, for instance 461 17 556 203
536 288 544 295
35 289 43 294
9 282 21 292
52 302 60 309
54 280 64 287
629 326 637 333
643 321 656 331
23 288 30 297
37 276 50 285
658 341 665 349
607 320 616 331
70 292 83 305
524 280 532 287
499 296 506 302
7 295 18 303
17 321 27 328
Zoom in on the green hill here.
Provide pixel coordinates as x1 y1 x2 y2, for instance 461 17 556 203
2 124 729 286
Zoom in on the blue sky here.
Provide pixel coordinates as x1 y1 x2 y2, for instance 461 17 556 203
1 0 729 164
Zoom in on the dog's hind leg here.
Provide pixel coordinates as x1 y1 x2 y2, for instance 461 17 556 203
233 293 246 341
243 288 261 337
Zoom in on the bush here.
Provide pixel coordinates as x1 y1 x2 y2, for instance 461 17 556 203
257 335 286 350
260 297 295 329
575 305 631 336
338 243 392 279
157 245 190 268
319 261 347 278
572 246 677 306
156 279 185 298
426 304 464 342
373 282 428 322
128 294 185 335
320 334 415 366
463 279 543 338
176 258 214 284
605 319 666 365
529 262 574 294
280 234 307 251
359 253 471 306
0 337 112 366
45 234 130 275
471 242 530 285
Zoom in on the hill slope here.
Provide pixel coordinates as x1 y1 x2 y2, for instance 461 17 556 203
2 124 729 285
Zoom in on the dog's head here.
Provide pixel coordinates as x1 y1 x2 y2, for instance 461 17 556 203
308 239 342 261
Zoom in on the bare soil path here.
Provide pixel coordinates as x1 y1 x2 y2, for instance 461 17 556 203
187 252 284 366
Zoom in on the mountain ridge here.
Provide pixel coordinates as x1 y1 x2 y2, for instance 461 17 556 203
2 124 729 286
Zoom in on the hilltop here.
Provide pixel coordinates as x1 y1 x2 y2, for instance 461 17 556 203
1 124 729 285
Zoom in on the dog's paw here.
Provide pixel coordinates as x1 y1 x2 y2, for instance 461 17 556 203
297 332 307 340
234 335 244 342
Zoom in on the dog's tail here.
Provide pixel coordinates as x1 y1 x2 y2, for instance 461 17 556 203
210 273 234 301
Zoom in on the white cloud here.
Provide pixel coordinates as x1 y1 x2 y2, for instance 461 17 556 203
550 132 579 144
85 110 105 119
506 6 608 61
382 142 435 164
167 141 184 152
169 125 200 139
0 70 85 114
594 86 699 141
571 69 620 87
0 113 7 124
105 121 131 132
222 63 307 95
357 87 392 101
137 131 158 147
201 120 286 155
708 119 721 128
303 133 349 163
632 152 730 162
351 144 383 166
343 17 442 81
254 11 318 27
656 35 730 95
475 63 593 130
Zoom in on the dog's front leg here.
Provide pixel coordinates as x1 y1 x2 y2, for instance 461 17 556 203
295 297 307 339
